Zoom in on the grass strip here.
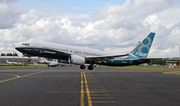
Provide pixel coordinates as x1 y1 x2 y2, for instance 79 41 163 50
0 65 47 69
96 65 180 70
162 71 180 75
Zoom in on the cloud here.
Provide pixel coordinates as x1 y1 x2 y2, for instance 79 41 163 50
93 0 176 30
0 0 180 57
0 3 23 29
0 0 20 3
18 9 43 26
158 7 180 27
41 0 69 1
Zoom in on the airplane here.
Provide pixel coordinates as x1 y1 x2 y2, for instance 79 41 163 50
15 32 156 70
39 57 61 67
33 62 38 65
6 59 18 65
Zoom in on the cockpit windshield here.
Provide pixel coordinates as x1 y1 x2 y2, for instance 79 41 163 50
22 43 29 46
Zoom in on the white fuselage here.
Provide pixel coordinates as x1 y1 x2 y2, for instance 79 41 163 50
15 32 155 70
21 42 123 59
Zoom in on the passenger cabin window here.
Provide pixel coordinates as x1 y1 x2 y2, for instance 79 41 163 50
22 43 29 46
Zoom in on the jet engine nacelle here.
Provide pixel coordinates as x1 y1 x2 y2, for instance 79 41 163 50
68 55 85 65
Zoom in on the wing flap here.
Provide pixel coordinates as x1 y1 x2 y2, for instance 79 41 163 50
85 54 129 60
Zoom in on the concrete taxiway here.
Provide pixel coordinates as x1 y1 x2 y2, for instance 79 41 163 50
0 66 180 106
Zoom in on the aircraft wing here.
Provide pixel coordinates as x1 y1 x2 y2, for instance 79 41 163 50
85 54 129 63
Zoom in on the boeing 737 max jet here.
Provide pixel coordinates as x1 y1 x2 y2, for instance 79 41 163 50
15 32 155 70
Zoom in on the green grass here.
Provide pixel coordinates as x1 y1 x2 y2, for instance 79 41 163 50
162 72 180 75
97 65 180 75
0 64 48 69
1 64 180 71
96 65 180 70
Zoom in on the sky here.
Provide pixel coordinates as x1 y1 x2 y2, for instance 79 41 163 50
0 0 180 58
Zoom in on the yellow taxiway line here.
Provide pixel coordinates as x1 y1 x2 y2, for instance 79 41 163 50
80 72 84 106
0 71 44 84
80 72 93 106
83 72 93 106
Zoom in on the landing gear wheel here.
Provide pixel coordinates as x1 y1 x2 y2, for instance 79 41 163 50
88 65 94 70
80 65 85 69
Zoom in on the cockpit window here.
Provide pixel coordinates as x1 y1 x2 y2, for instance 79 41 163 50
22 43 29 46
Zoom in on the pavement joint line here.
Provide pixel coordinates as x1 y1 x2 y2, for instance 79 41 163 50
20 71 44 78
92 101 116 103
91 97 114 99
91 71 165 73
90 91 109 93
0 71 44 84
106 90 180 92
84 72 117 105
44 91 80 93
83 72 93 106
90 94 111 96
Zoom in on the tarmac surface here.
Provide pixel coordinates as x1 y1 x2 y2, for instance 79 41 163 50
0 66 180 106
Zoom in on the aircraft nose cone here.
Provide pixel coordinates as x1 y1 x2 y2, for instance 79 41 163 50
15 47 24 52
15 47 20 51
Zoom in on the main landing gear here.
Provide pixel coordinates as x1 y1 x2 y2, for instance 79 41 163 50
88 65 93 70
80 65 94 70
80 65 85 69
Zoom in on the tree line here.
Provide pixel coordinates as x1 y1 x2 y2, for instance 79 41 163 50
1 53 18 56
151 59 179 65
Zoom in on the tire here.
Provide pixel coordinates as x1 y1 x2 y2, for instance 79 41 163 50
88 65 93 70
80 65 85 69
